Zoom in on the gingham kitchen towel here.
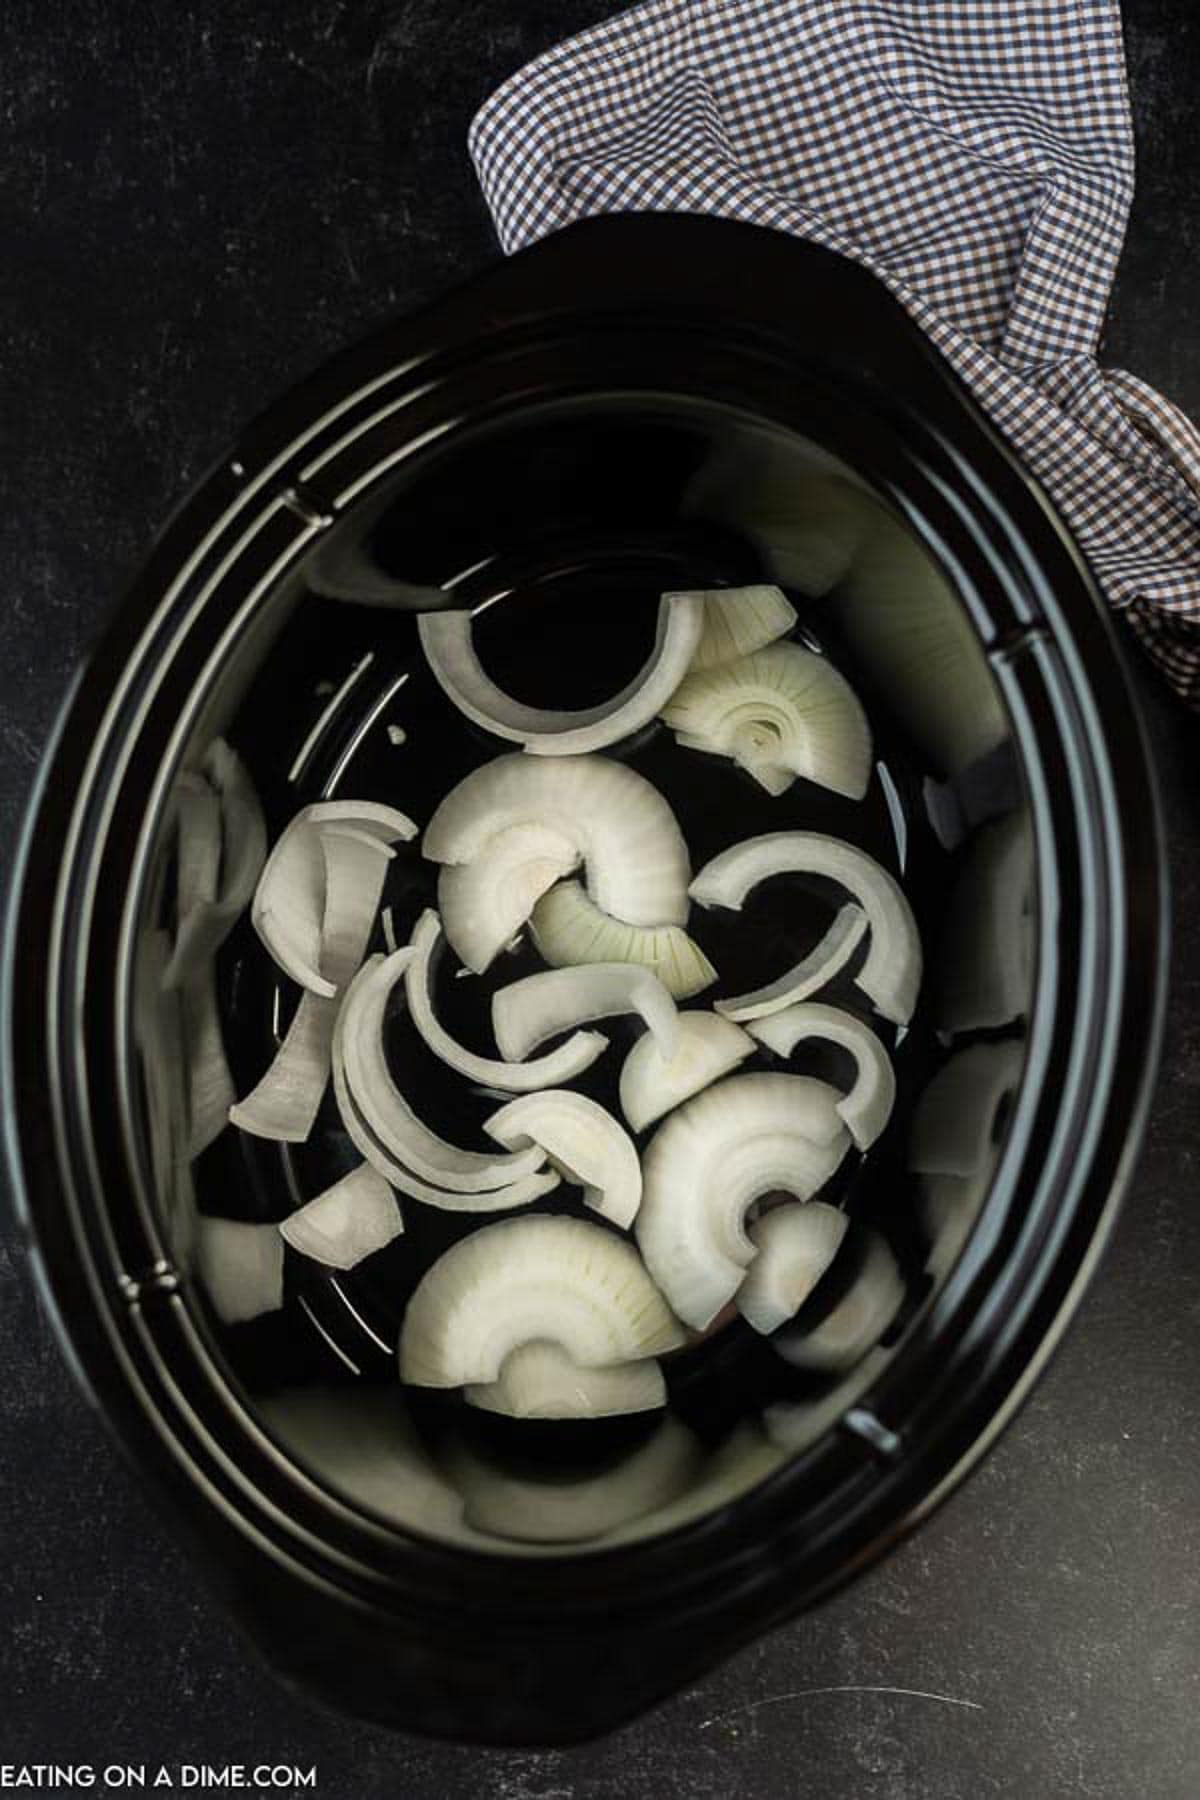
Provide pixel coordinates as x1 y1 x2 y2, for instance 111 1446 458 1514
470 0 1200 703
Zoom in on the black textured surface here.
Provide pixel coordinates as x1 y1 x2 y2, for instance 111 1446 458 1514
1 3 1198 1796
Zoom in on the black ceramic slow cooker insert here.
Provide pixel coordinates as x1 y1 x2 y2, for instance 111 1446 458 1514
2 216 1166 1744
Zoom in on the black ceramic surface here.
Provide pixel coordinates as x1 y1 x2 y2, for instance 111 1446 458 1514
1 1 1197 1794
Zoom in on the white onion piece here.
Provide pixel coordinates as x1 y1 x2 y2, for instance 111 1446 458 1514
661 642 872 800
529 880 716 1001
330 998 560 1212
774 1232 905 1373
423 754 690 927
603 1422 784 1544
673 583 798 671
336 951 547 1191
715 903 868 1022
251 800 416 998
405 912 606 1090
748 1001 895 1149
448 1419 701 1544
229 989 339 1142
165 741 267 986
180 970 235 1159
691 833 922 1025
920 1169 992 1284
619 1011 755 1133
318 826 395 984
636 1072 850 1329
484 1091 642 1229
464 1341 666 1418
736 1201 849 1334
938 815 1035 1033
418 594 704 755
194 1218 284 1325
398 1215 685 1389
492 961 678 1065
909 1040 1024 1178
279 1163 403 1270
438 823 580 973
136 931 196 1263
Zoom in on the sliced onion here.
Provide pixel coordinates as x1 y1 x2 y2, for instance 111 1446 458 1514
418 594 704 755
920 1169 992 1284
398 1215 686 1389
329 972 557 1209
194 1217 284 1325
937 814 1035 1033
423 754 690 927
484 1090 642 1229
636 1072 850 1329
180 970 235 1159
229 989 339 1143
661 642 872 800
748 1001 895 1149
464 1341 666 1418
602 1422 784 1544
405 912 607 1090
774 1231 905 1373
908 1040 1024 1178
279 1163 403 1269
438 822 580 973
447 1419 701 1544
619 1010 755 1133
251 800 416 998
673 583 798 671
715 902 868 1022
164 740 267 987
691 833 922 1025
492 960 678 1065
337 952 546 1191
736 1201 849 1334
529 879 716 1001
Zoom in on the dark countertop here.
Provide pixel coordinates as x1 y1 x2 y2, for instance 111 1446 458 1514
1 4 1197 1796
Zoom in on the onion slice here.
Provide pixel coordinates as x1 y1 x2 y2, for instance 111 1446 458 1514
691 833 922 1025
619 1010 755 1133
405 913 607 1090
337 952 547 1190
438 823 580 973
636 1072 850 1329
736 1201 849 1334
774 1231 905 1373
418 594 704 755
661 642 873 800
464 1341 666 1418
175 774 222 926
229 989 339 1143
530 879 716 1001
194 1217 284 1325
748 1001 896 1149
251 800 416 998
399 1215 685 1389
715 903 868 1021
908 1040 1024 1178
673 583 799 671
937 814 1035 1033
279 1163 403 1269
447 1419 701 1544
484 1091 642 1229
492 961 678 1065
423 754 690 927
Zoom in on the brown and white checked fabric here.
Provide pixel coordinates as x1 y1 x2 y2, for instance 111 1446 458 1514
470 0 1200 703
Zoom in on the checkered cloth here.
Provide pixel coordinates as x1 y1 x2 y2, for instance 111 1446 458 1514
470 0 1200 703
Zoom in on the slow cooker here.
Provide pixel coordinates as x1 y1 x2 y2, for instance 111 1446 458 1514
2 215 1166 1744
